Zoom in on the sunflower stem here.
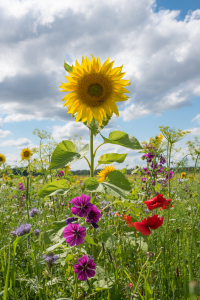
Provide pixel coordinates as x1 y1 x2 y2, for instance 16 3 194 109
89 130 94 178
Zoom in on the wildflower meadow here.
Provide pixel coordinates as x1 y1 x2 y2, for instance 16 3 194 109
1 56 200 300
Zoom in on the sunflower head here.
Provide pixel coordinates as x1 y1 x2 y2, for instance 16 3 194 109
0 154 6 164
181 172 186 179
21 148 32 160
97 165 115 183
60 55 130 126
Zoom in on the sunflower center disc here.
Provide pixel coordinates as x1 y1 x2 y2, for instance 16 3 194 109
0 157 2 162
24 151 30 157
88 83 103 98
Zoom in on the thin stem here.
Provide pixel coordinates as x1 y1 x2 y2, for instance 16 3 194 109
89 130 94 177
83 156 91 169
93 142 104 157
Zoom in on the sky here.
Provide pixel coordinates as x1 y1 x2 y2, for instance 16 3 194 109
0 0 200 170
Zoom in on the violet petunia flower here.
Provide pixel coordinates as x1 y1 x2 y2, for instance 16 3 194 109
86 205 101 224
63 223 86 247
71 194 93 217
74 255 96 281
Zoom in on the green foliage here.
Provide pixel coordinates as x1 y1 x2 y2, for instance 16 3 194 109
38 179 70 198
101 130 142 150
98 153 127 165
83 116 112 136
64 61 72 72
49 140 89 169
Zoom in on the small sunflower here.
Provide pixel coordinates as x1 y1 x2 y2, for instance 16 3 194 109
181 172 186 179
21 148 32 160
0 154 6 164
97 165 115 183
60 55 130 125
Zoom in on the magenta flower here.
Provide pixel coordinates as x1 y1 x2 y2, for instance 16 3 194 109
86 205 101 224
74 255 96 281
165 171 174 180
63 223 86 247
71 194 93 217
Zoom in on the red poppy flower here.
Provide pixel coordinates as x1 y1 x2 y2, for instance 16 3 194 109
144 194 172 211
123 215 134 227
133 215 164 236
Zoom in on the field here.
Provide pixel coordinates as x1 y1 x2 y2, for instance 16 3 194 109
0 126 200 300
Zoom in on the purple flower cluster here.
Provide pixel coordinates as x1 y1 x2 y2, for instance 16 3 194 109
57 170 64 178
74 255 96 281
15 223 32 236
34 229 40 236
63 194 101 247
165 171 174 180
29 208 39 217
18 183 25 191
142 153 155 163
43 252 59 267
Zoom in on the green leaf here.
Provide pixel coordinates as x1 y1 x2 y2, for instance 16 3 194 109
99 233 116 249
85 234 98 245
64 61 72 72
101 130 142 150
98 153 127 165
38 179 70 198
43 220 66 244
121 168 127 174
83 177 100 191
49 141 89 170
105 170 132 191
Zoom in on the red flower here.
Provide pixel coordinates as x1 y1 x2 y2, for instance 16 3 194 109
133 215 164 236
144 194 172 211
123 215 134 227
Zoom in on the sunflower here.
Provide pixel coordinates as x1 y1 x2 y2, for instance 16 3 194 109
21 148 32 160
60 55 130 125
97 165 115 183
0 154 6 164
181 172 186 179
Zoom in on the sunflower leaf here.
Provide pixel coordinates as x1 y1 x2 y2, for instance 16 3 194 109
101 131 142 150
64 61 72 72
98 153 127 165
38 179 70 198
49 140 89 169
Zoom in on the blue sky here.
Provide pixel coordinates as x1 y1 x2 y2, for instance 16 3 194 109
0 0 200 170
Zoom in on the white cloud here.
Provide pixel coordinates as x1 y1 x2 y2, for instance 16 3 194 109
1 138 34 147
0 0 199 123
0 129 12 138
187 127 200 135
0 117 2 127
52 121 89 141
192 114 200 125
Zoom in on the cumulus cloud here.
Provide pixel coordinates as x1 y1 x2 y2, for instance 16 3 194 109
0 0 199 123
0 129 12 138
1 137 34 147
187 127 200 135
52 121 89 141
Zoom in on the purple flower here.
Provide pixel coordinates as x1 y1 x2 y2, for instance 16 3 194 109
16 224 32 236
74 255 96 281
43 252 59 267
29 208 39 217
11 230 16 237
159 155 166 165
18 183 25 191
151 180 155 186
86 205 101 224
91 223 99 229
66 217 77 225
34 229 40 236
165 171 174 180
71 194 93 217
143 153 155 163
141 178 147 182
63 223 86 247
57 170 64 178
61 203 65 206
